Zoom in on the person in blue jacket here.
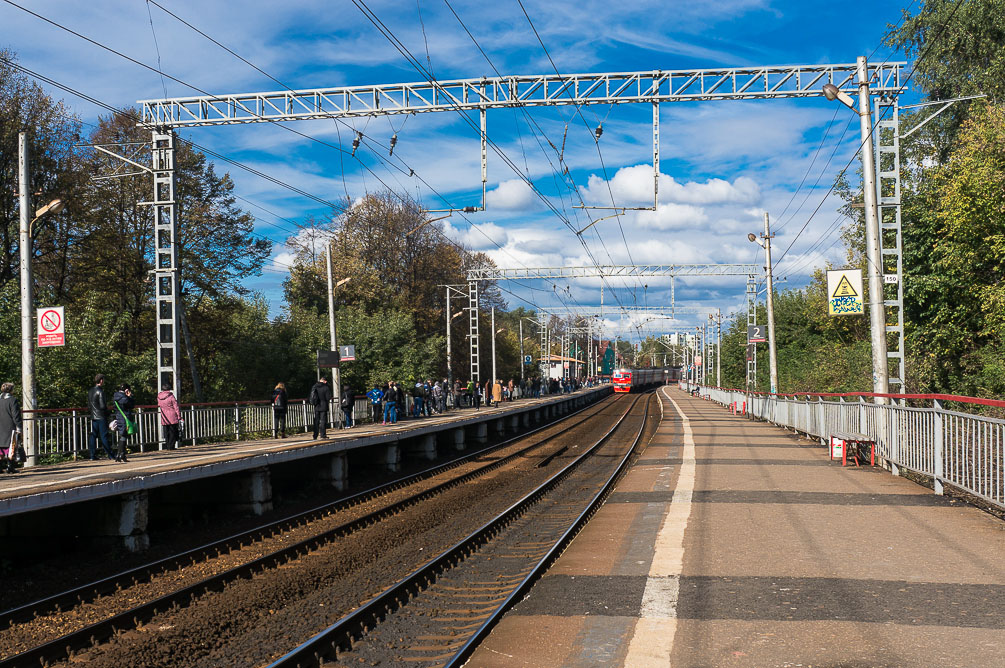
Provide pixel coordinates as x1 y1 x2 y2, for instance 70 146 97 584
366 385 383 424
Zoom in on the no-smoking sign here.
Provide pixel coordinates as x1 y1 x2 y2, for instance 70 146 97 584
37 306 65 347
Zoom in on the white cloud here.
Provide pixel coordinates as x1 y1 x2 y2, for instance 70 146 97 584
581 166 761 209
443 220 510 251
486 179 536 210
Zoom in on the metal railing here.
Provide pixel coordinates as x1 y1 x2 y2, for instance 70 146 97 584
697 386 1005 512
27 396 373 459
23 386 558 461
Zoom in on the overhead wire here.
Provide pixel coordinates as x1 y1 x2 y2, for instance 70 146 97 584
140 0 590 316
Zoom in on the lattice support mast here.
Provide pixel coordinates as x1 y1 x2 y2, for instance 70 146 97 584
468 281 480 383
151 130 181 424
876 97 905 391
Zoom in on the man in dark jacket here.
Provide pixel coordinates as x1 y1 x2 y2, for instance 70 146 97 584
87 374 115 460
309 376 333 439
340 385 354 428
0 382 22 473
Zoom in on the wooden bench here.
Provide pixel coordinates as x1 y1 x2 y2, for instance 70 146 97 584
830 431 875 467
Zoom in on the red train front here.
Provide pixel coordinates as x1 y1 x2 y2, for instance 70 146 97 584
612 368 634 393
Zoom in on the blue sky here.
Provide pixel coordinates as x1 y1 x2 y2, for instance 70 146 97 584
1 0 918 343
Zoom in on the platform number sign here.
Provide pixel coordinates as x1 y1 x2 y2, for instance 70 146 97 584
826 269 864 316
747 325 766 343
339 345 356 362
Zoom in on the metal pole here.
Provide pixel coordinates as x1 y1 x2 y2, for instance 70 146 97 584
18 132 37 466
446 286 452 391
716 308 722 387
325 242 340 407
518 317 526 379
491 306 497 384
857 55 889 403
764 212 779 395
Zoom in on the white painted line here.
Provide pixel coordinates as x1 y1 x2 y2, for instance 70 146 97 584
623 387 695 667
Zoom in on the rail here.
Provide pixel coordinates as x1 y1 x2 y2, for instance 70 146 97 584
695 385 1005 512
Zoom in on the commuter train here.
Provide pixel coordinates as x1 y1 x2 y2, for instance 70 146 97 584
612 367 670 393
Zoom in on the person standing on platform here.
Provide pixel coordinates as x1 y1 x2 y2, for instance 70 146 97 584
413 381 424 417
492 379 503 406
0 382 22 474
395 381 406 421
434 380 445 414
341 385 354 428
382 382 393 424
157 383 181 449
109 384 133 462
87 374 115 460
367 384 383 424
271 382 288 438
309 376 332 439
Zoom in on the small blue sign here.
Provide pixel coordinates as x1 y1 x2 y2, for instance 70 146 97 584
524 355 532 364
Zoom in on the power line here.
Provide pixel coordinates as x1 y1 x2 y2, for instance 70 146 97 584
772 0 961 271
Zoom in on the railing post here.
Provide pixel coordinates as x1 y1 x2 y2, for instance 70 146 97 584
136 406 145 453
816 396 824 442
933 399 944 495
234 403 241 440
190 405 197 446
71 409 78 460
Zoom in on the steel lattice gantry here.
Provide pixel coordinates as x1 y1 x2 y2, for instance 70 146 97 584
140 63 904 126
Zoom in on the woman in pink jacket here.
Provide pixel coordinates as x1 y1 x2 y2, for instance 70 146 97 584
157 383 181 450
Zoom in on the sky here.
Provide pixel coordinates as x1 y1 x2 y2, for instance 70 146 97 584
0 0 920 345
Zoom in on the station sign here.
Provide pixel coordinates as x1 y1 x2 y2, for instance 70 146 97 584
747 324 766 343
827 269 864 316
37 306 65 347
317 349 340 368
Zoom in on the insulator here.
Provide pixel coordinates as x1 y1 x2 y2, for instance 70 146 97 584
595 124 603 139
389 134 398 156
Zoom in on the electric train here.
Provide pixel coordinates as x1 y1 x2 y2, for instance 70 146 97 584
612 367 673 393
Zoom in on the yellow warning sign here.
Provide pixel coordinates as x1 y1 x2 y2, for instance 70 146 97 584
832 274 858 298
826 269 864 316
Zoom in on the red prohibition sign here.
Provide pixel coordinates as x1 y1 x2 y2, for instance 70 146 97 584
40 310 61 333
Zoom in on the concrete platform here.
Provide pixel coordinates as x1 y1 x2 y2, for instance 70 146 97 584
468 387 1005 667
0 388 609 550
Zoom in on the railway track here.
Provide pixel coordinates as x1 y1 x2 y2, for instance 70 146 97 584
0 393 618 667
269 392 656 668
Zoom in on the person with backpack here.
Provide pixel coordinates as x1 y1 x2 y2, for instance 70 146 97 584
341 385 355 428
412 381 424 417
157 382 181 449
367 384 383 424
309 376 332 439
271 382 288 438
109 384 134 462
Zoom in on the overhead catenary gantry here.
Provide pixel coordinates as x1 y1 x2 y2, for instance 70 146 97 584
137 60 906 391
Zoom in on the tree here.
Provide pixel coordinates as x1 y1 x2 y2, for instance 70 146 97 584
0 48 81 293
887 0 1005 158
